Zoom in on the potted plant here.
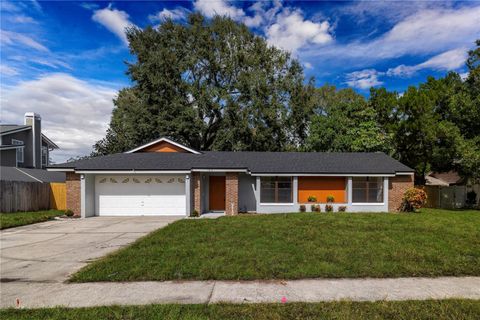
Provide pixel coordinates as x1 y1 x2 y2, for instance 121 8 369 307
326 195 335 203
299 204 306 212
307 195 317 202
338 206 347 212
325 204 333 212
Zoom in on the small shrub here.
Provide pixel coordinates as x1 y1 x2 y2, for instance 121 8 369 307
466 191 477 207
311 204 321 212
338 206 347 212
64 209 74 217
325 204 333 212
190 210 199 218
326 195 335 203
307 195 317 202
299 205 306 212
401 187 427 212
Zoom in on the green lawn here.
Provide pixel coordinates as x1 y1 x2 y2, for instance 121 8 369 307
2 300 480 320
0 210 64 230
71 209 480 282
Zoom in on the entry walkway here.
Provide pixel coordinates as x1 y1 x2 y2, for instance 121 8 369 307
2 277 479 308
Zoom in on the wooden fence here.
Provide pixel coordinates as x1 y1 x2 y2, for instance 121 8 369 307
50 182 66 210
0 181 66 213
421 185 480 209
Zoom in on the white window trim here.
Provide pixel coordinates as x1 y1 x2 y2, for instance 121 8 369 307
259 203 295 206
351 202 385 206
12 139 24 164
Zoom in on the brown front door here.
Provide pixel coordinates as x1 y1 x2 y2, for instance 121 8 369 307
209 176 226 211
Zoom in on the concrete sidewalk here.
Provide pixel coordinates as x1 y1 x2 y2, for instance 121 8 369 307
2 277 480 308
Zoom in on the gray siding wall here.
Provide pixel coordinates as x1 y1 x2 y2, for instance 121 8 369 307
6 130 33 168
0 149 17 167
238 173 256 212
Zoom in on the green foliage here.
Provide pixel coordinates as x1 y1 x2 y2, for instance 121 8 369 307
325 204 333 212
311 204 320 212
299 205 306 212
0 210 64 230
326 195 335 203
64 209 74 217
338 206 347 212
307 195 317 202
401 188 428 212
94 14 313 155
190 210 199 218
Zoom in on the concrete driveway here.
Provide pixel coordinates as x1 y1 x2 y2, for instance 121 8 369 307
0 216 182 283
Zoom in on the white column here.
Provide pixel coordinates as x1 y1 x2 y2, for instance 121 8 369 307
185 174 191 217
347 177 353 205
383 177 389 211
293 176 298 204
80 174 86 218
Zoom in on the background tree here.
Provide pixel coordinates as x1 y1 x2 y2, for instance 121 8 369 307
305 86 391 153
94 14 312 154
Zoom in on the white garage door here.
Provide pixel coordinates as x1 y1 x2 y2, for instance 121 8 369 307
95 175 186 216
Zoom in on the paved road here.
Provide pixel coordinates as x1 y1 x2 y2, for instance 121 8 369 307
1 217 479 308
0 216 182 283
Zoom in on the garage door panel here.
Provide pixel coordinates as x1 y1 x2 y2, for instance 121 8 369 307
95 175 186 216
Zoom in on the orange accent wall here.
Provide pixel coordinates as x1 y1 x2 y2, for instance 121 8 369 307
298 177 346 203
140 141 188 153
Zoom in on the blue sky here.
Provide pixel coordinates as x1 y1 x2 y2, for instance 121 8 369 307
1 1 479 162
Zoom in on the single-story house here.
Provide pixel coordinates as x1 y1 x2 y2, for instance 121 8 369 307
48 137 414 217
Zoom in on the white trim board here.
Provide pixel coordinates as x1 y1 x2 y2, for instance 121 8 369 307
252 173 396 177
75 170 190 174
125 137 201 154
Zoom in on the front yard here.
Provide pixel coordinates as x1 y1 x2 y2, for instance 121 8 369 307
0 210 64 230
71 209 480 282
2 300 479 320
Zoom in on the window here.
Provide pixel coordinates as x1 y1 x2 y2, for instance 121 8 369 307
12 139 23 164
41 146 48 167
260 177 293 203
352 177 383 203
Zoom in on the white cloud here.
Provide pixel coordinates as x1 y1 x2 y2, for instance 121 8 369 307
387 48 468 77
0 29 48 52
92 5 135 45
0 65 19 76
345 69 383 90
193 0 245 20
266 8 332 53
304 62 313 70
11 15 37 24
151 7 190 22
302 6 480 65
0 74 118 162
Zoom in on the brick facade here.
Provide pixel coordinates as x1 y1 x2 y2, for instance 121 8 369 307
388 175 414 212
225 173 239 215
192 172 202 214
66 172 81 217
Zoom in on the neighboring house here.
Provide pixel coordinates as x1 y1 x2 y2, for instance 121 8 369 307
0 166 65 183
425 171 479 208
426 171 465 186
0 113 59 169
48 137 414 217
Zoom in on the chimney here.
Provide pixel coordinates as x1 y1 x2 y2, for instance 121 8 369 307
24 112 42 169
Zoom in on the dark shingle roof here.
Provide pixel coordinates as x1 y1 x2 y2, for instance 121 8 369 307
49 151 413 174
0 166 65 182
0 125 31 135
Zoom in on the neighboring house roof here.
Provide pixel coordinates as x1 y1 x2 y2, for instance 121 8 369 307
0 124 58 149
0 125 31 135
0 166 66 182
425 175 449 186
429 171 464 186
49 151 413 175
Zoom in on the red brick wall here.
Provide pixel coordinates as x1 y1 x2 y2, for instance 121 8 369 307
225 173 239 215
192 172 201 214
388 175 414 212
66 172 81 217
